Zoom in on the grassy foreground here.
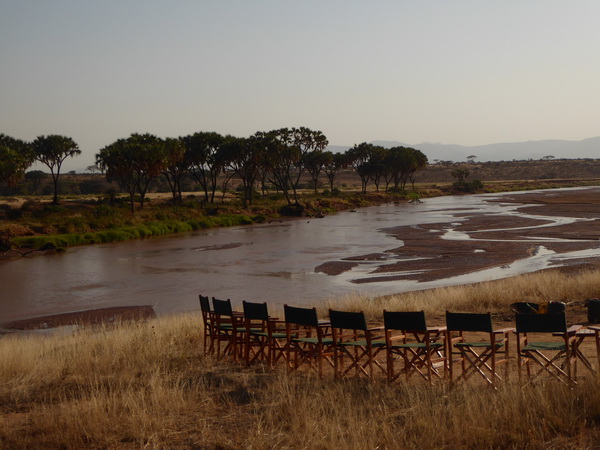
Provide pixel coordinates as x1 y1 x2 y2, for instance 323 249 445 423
1 268 600 449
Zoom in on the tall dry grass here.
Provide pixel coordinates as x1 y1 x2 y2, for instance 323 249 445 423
1 268 600 448
328 267 600 321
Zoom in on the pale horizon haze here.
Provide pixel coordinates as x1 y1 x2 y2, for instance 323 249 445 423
2 1 599 170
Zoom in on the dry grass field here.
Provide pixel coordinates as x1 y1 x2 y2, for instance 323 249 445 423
2 268 600 449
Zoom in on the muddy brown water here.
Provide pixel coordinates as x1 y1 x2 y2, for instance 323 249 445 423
1 187 599 326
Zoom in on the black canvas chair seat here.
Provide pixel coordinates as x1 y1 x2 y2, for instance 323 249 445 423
523 342 566 352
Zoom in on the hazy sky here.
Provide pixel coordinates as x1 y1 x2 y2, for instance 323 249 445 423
2 1 599 170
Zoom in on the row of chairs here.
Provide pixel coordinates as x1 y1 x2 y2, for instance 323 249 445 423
199 295 600 386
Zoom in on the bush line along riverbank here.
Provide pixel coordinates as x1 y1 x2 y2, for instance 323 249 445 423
4 178 599 253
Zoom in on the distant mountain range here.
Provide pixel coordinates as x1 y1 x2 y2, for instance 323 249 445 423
328 137 600 162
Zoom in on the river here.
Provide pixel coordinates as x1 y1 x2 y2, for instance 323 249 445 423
1 187 599 324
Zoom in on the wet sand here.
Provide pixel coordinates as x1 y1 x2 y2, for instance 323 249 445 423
318 189 600 282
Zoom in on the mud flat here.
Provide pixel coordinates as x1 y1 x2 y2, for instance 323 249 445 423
318 188 600 283
2 306 156 333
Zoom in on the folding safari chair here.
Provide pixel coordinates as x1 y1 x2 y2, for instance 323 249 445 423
242 301 287 367
284 304 334 377
199 295 215 355
383 310 447 384
446 311 512 387
329 309 386 379
515 312 579 385
212 297 245 361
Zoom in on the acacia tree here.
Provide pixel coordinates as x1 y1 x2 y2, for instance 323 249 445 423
451 167 470 184
261 127 328 204
347 142 375 194
384 146 427 192
96 133 164 212
182 131 225 204
0 134 33 189
161 137 187 205
261 128 299 205
31 134 80 204
220 135 264 206
407 148 428 191
322 151 348 193
304 149 329 194
366 145 388 192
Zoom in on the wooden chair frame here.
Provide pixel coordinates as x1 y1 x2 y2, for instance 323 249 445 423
242 301 287 367
590 325 600 376
212 297 245 361
515 312 579 385
284 304 334 377
384 310 447 384
446 311 512 387
329 309 386 379
199 295 215 355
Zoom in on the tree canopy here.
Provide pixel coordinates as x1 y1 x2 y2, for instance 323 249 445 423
32 135 80 204
0 134 33 188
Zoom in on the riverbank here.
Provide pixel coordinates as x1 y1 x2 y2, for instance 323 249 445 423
1 178 598 256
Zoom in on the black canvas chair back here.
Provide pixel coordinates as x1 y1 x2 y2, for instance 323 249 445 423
284 304 319 327
383 310 427 332
199 295 211 313
213 297 233 317
446 312 493 333
329 309 368 331
243 301 269 321
547 302 566 314
587 298 600 324
516 312 567 334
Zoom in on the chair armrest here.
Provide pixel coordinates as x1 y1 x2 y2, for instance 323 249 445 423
588 325 600 332
567 325 583 335
493 328 515 334
368 326 385 332
428 326 446 332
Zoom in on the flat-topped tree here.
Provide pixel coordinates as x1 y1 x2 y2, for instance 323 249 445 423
32 135 80 204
